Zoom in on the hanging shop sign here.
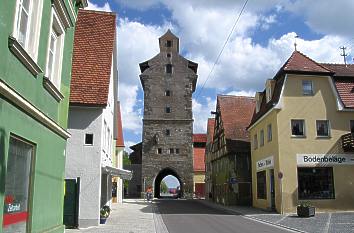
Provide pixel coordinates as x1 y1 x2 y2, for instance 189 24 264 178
297 154 354 166
256 156 274 171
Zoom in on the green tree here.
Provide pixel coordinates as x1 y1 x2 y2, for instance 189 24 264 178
160 181 168 193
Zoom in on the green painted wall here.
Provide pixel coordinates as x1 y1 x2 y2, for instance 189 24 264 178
0 0 79 232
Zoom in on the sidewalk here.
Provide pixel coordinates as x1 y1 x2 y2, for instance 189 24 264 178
66 199 160 233
198 199 354 233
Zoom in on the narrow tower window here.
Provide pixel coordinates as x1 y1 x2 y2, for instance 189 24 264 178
166 64 172 74
166 40 172 47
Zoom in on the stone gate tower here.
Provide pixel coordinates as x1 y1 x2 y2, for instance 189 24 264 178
139 30 198 197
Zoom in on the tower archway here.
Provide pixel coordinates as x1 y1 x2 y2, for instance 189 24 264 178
154 168 183 198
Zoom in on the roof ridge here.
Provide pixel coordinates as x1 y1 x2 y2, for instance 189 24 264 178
78 9 116 15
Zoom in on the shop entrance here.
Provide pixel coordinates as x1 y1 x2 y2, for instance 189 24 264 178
270 169 275 210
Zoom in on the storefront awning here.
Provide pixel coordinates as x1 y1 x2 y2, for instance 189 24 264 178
102 166 132 180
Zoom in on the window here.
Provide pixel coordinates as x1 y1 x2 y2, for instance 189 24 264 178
266 87 272 102
350 120 354 134
103 121 107 152
13 0 43 59
175 148 180 154
169 148 174 154
85 134 93 145
267 124 272 142
46 9 65 89
165 129 170 136
260 130 264 147
316 120 330 137
165 64 172 74
302 80 313 96
257 171 266 199
166 40 172 47
157 148 162 154
165 106 171 113
165 90 171 96
298 167 334 199
291 119 305 136
3 137 34 232
253 134 258 150
167 53 171 58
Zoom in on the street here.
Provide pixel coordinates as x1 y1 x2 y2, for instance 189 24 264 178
156 199 289 233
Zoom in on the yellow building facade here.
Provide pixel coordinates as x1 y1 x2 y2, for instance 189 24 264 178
249 51 354 213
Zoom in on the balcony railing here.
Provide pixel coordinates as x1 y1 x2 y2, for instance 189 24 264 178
341 133 354 152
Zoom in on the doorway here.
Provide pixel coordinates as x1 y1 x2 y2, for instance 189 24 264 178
270 169 276 210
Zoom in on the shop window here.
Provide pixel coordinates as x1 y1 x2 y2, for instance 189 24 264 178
350 120 354 134
267 124 272 142
316 120 330 137
302 80 313 96
3 136 34 233
298 167 335 199
257 171 267 199
253 134 258 150
260 129 264 147
291 119 305 136
85 133 93 145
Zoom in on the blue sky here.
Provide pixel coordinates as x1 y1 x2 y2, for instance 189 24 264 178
87 0 354 187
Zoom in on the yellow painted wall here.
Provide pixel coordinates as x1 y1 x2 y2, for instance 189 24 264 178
250 110 280 210
277 74 354 213
194 172 205 184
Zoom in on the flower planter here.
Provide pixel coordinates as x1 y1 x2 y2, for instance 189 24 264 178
297 206 315 217
100 218 107 224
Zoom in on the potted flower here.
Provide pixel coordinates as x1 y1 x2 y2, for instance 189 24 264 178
297 202 315 217
100 205 111 224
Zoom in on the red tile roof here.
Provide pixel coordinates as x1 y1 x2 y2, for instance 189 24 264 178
193 134 207 143
321 64 354 77
250 51 334 126
218 95 256 141
206 118 215 144
193 147 205 172
70 10 116 106
116 101 124 147
283 51 332 73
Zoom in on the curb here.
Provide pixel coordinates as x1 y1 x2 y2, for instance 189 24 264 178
152 203 169 233
197 200 308 233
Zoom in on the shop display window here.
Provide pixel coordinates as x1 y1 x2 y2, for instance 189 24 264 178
298 167 335 200
3 136 34 233
257 171 267 199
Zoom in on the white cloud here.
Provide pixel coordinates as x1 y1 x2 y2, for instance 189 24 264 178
119 83 142 133
193 97 216 133
86 0 112 12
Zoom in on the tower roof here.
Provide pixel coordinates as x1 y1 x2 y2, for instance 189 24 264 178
159 29 179 53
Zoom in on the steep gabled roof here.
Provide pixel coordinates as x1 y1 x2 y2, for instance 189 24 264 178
206 118 215 144
250 51 334 126
218 95 256 142
70 10 116 106
116 101 124 147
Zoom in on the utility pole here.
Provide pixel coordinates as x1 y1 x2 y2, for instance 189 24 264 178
340 46 348 65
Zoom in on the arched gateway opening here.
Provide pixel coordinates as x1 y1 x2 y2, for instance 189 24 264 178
154 168 183 198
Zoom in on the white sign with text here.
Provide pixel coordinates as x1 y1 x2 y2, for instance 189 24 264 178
297 154 354 166
256 156 274 171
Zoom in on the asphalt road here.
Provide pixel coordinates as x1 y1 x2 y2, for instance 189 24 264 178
156 199 290 233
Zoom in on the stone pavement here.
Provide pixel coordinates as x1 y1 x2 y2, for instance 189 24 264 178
198 200 354 233
65 199 164 233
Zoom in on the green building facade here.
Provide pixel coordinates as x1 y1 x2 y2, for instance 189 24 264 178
0 0 86 232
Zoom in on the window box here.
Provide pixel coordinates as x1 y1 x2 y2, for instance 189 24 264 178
297 204 315 218
43 76 64 101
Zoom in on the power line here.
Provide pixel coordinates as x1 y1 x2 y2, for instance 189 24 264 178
195 0 250 100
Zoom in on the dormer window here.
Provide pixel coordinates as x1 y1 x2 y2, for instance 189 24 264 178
266 86 272 102
166 40 172 47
